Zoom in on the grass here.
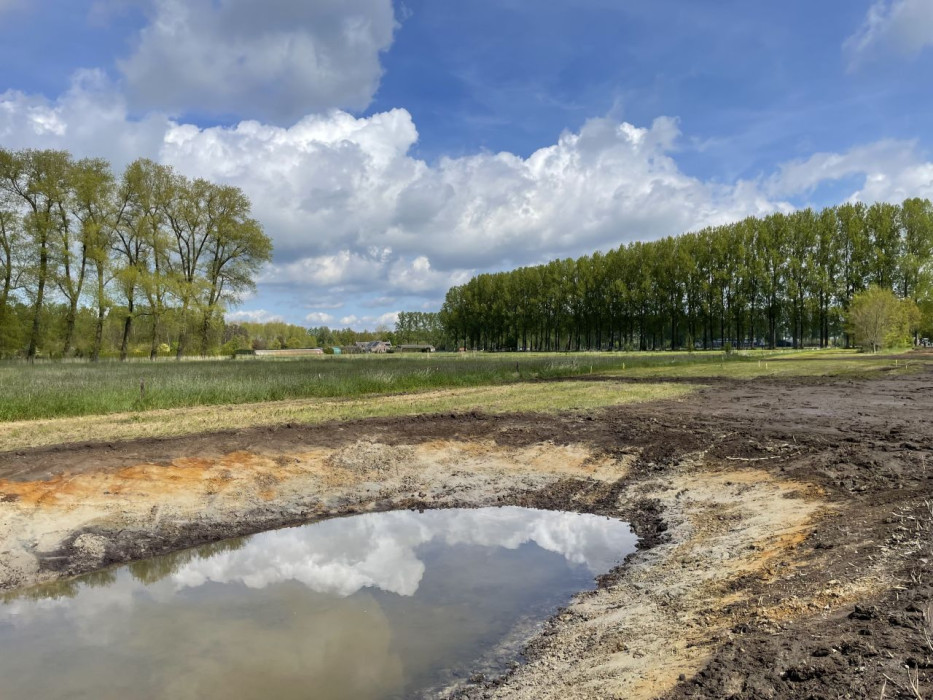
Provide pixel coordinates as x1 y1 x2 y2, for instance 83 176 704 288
610 349 920 380
0 351 752 422
0 348 924 451
0 379 694 451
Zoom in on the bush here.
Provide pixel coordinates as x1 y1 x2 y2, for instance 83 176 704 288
846 286 920 353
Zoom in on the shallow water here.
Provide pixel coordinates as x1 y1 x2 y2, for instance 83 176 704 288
0 507 637 699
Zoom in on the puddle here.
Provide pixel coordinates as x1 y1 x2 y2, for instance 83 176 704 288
0 507 637 699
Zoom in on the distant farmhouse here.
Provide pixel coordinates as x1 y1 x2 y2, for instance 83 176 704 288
353 340 392 353
238 348 324 357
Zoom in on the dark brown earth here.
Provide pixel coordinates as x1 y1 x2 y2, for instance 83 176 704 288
2 359 933 698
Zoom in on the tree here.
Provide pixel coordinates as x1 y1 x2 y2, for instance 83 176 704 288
114 160 161 360
846 286 919 353
0 149 72 359
197 184 272 355
866 202 901 289
0 148 273 359
0 200 24 347
436 197 933 354
163 174 209 358
72 159 125 362
899 198 933 342
63 157 119 359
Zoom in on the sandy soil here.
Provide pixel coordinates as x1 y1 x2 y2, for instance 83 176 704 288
2 360 933 698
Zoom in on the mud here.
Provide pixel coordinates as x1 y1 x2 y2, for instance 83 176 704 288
1 360 933 698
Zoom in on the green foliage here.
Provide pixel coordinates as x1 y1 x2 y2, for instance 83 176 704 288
0 352 753 422
440 199 933 353
0 148 273 360
394 311 446 348
846 286 920 353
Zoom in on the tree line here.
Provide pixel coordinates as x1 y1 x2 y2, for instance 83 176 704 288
0 149 272 360
438 199 933 351
394 311 446 347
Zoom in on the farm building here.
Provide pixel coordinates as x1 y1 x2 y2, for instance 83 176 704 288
247 348 324 357
353 341 393 353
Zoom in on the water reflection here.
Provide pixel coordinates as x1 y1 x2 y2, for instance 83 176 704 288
0 507 637 700
172 507 634 596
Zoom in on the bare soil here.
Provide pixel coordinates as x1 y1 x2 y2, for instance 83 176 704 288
2 360 933 698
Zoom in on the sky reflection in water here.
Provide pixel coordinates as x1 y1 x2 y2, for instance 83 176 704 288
0 507 637 700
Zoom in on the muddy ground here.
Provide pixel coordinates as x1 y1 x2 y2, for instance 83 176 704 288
2 360 933 698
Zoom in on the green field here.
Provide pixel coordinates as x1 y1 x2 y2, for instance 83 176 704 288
0 351 714 421
0 349 910 422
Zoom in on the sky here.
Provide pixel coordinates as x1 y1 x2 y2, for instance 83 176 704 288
1 0 932 330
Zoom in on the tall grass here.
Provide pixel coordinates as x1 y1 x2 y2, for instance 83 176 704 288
0 351 754 422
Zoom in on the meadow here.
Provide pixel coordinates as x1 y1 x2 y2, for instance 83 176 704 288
0 351 721 421
0 349 906 424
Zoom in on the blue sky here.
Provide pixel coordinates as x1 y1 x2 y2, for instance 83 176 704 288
1 0 932 329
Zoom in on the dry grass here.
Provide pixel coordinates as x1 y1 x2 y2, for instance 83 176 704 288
609 350 922 380
0 380 693 452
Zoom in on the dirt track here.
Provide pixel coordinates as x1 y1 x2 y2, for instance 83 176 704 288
2 361 933 698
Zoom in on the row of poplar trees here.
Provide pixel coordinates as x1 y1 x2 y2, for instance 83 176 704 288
439 198 933 351
0 149 272 360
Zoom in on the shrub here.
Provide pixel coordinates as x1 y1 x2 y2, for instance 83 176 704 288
846 286 921 353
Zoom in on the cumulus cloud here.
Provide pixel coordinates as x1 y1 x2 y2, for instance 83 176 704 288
170 507 636 596
845 0 933 64
118 0 397 121
305 311 336 325
388 256 471 294
262 249 395 287
0 70 172 167
158 111 777 276
4 76 933 323
338 311 399 328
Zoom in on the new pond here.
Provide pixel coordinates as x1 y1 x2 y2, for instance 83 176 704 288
0 507 638 699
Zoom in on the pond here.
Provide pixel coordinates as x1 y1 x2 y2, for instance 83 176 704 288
0 507 638 699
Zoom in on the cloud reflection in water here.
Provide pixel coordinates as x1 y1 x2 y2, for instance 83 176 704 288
171 507 637 597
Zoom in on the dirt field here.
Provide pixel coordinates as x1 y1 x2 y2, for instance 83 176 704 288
1 357 932 698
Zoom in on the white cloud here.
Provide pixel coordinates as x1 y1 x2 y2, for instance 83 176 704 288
263 249 393 287
118 0 397 121
305 311 336 325
159 111 776 275
0 70 172 167
338 311 399 330
4 77 933 324
170 507 637 595
225 309 285 324
766 139 933 202
845 0 933 64
388 256 471 294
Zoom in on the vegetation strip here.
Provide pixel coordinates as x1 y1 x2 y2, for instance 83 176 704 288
0 351 755 422
0 348 905 424
0 350 911 451
0 379 692 452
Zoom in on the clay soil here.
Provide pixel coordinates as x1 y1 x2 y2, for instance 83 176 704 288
2 358 933 699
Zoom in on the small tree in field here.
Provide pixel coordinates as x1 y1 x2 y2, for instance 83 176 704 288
846 286 920 353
